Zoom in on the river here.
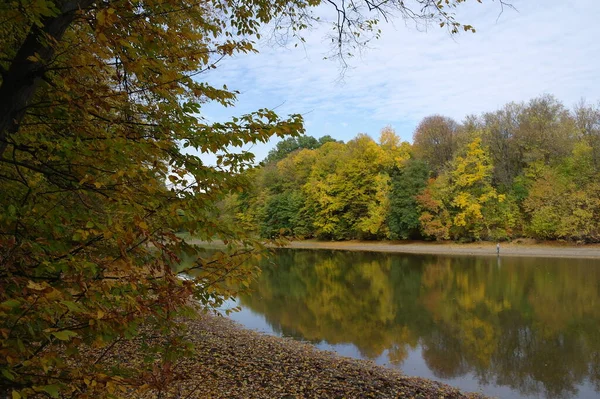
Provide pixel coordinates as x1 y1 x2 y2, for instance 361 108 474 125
222 249 600 399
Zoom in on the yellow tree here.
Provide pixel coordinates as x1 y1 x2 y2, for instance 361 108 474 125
419 137 512 240
379 126 411 169
304 135 392 239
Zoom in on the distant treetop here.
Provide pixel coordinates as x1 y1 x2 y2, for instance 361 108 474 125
263 135 341 164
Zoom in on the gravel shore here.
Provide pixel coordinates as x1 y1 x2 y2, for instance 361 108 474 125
138 313 488 399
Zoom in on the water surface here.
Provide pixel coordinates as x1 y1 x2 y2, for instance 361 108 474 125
226 249 600 399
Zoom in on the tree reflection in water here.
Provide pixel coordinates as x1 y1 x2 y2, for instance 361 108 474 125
238 249 600 399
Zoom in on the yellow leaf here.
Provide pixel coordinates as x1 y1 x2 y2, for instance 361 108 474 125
27 281 47 291
97 10 105 26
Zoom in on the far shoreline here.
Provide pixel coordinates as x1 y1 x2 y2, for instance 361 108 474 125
282 239 600 259
188 238 600 259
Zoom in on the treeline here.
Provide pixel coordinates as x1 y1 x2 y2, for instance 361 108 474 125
224 95 600 242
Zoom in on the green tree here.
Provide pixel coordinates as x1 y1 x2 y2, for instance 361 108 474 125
242 146 318 238
263 135 339 164
260 190 311 237
388 159 430 239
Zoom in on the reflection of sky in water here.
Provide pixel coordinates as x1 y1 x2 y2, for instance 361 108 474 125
222 293 600 399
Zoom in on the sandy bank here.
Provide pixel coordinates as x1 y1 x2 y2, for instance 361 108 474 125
136 313 487 399
282 240 600 259
189 238 600 259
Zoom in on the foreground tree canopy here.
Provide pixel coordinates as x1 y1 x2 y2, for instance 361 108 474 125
236 95 600 242
0 0 501 397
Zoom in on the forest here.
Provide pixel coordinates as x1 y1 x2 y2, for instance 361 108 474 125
226 95 600 243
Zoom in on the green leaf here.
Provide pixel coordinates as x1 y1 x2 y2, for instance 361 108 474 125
1 299 21 309
2 369 16 381
52 330 78 341
12 390 21 399
61 300 86 313
42 384 60 398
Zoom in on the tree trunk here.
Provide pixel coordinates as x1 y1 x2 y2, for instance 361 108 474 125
0 0 95 158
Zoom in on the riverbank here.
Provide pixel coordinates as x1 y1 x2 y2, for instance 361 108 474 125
137 312 487 399
188 238 600 259
284 239 600 258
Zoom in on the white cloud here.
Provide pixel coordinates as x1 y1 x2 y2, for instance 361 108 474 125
199 0 600 149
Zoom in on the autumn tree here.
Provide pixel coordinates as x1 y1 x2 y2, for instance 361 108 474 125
480 102 524 188
515 95 575 166
418 137 513 241
412 115 460 175
302 140 349 239
305 134 399 240
240 95 599 244
574 100 600 170
524 141 600 242
379 126 411 169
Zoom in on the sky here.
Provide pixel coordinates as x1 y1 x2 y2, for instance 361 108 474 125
198 0 600 163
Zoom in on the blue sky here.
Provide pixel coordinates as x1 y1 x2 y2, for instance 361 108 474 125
199 0 600 163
